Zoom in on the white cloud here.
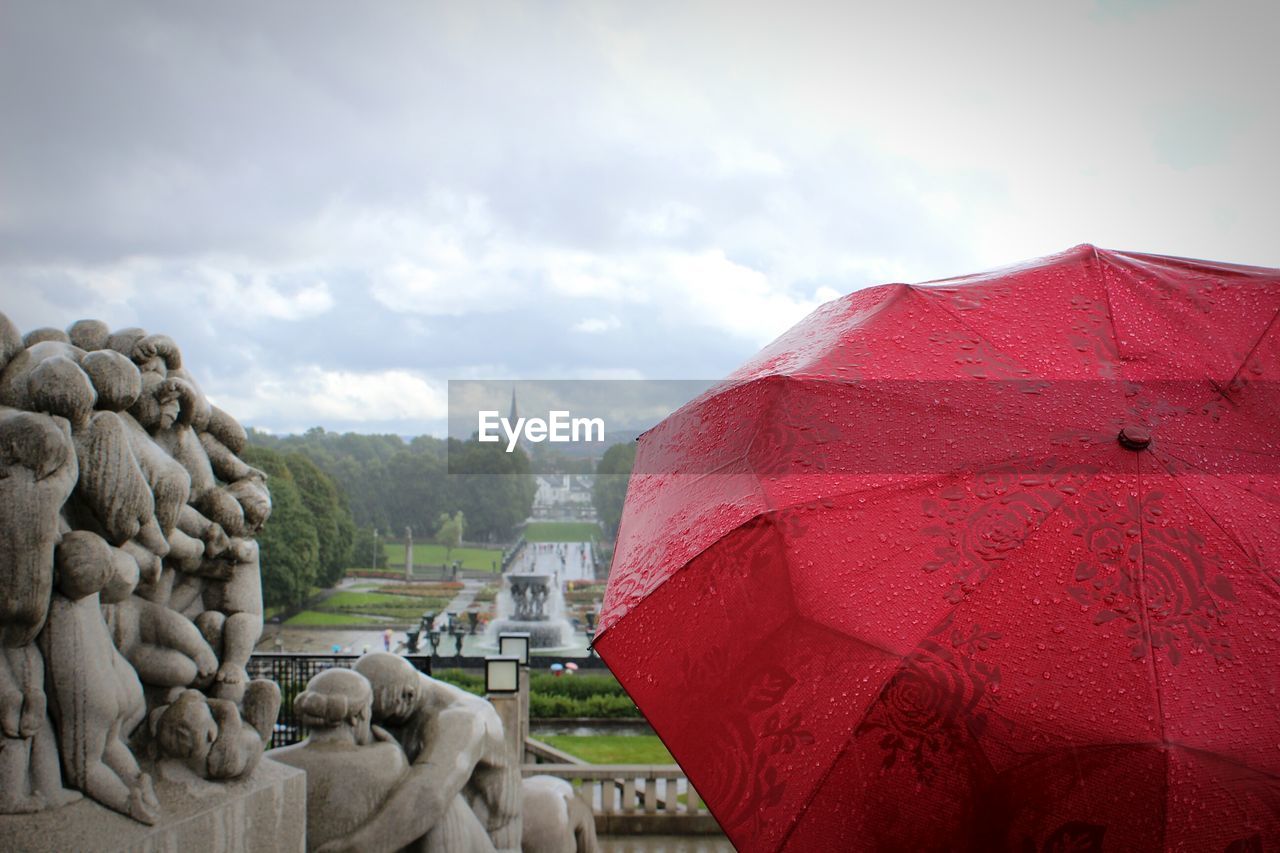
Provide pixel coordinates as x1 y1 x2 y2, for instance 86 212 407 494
573 315 622 334
208 366 447 431
194 268 334 321
710 140 787 177
3 0 1276 437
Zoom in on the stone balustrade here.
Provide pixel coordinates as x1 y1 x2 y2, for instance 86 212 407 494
522 763 722 835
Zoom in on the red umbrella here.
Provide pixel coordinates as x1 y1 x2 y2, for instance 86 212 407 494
595 246 1280 851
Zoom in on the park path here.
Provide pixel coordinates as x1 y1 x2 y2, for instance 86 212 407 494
429 578 486 629
518 541 595 582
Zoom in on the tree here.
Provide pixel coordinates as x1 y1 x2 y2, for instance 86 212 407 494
244 427 534 546
592 441 636 537
447 437 536 541
284 451 356 587
353 526 381 570
242 446 320 608
434 510 465 566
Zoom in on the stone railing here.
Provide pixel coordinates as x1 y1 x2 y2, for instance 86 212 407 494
521 763 722 835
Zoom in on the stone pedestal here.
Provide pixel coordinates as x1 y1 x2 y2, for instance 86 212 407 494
490 691 523 766
0 758 306 853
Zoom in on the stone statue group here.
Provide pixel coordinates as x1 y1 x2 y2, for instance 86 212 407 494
0 313 598 853
271 653 598 853
0 312 277 825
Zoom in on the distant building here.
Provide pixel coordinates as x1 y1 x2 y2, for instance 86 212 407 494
533 474 597 520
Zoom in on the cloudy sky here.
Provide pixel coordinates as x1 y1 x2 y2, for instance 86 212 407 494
2 0 1276 435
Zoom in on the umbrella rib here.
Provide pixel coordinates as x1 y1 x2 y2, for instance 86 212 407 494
1156 443 1280 509
901 284 1042 378
1158 437 1280 459
1134 455 1170 749
1222 303 1280 398
1089 245 1128 369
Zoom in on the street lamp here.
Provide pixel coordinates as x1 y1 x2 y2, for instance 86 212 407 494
484 656 520 694
498 632 530 666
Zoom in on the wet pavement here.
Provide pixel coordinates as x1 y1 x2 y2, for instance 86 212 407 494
516 540 596 582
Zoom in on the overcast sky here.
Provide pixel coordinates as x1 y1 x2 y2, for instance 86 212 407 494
2 0 1276 435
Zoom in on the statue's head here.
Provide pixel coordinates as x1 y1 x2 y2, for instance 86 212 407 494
81 350 142 412
67 319 110 352
295 668 375 744
353 652 420 725
155 690 218 762
54 531 115 599
27 353 95 426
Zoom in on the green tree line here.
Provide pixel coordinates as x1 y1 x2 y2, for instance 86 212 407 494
244 430 537 607
591 441 636 537
241 445 356 608
248 428 534 543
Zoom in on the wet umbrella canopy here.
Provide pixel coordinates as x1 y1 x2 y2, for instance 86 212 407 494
595 246 1280 851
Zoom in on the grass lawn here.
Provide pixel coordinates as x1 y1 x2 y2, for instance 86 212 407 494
382 543 504 572
284 610 393 627
308 590 454 624
539 735 673 765
524 522 602 542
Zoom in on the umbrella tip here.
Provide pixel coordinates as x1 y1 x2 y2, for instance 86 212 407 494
1118 424 1152 451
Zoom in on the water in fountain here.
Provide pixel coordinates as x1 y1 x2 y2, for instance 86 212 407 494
486 572 574 649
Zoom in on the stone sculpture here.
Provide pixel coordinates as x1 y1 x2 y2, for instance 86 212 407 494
149 680 279 781
268 668 430 852
303 652 522 853
520 776 601 853
0 312 277 828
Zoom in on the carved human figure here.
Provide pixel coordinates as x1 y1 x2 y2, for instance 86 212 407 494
268 668 452 853
314 653 520 853
149 679 279 780
183 474 268 702
520 776 600 853
81 349 191 540
0 340 171 569
103 593 219 691
0 405 80 814
40 531 160 824
132 371 244 535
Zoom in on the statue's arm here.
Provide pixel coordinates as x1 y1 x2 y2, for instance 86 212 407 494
317 708 485 853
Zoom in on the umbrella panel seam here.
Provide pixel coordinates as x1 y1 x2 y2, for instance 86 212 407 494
1133 455 1170 750
1156 444 1280 510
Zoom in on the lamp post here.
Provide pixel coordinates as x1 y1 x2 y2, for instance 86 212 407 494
498 633 531 751
485 655 523 766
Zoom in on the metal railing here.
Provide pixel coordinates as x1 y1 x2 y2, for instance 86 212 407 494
247 652 432 748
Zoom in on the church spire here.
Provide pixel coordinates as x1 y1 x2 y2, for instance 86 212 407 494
508 387 518 424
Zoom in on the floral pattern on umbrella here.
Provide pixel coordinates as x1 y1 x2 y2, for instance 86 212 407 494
1065 489 1236 664
921 457 1100 603
856 611 1002 781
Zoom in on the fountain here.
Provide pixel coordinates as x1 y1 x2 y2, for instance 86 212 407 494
486 573 573 649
